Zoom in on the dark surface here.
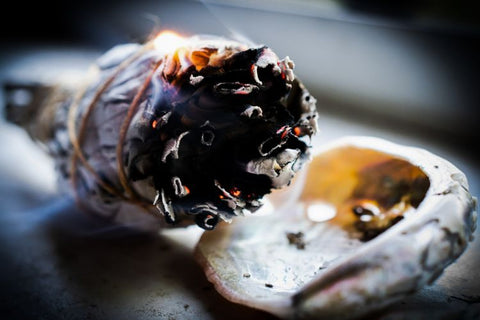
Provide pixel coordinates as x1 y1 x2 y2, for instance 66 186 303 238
0 193 278 320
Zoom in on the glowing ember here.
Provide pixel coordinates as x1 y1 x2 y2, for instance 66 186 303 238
153 31 186 53
231 188 241 197
276 125 290 139
293 127 301 136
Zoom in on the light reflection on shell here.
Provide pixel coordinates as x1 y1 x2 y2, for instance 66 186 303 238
195 136 477 319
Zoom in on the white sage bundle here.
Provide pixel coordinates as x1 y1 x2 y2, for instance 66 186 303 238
6 32 318 230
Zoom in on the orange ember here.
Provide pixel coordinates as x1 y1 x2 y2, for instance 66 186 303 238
293 127 301 136
231 188 241 197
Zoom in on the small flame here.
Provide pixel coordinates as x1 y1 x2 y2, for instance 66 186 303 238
153 31 186 53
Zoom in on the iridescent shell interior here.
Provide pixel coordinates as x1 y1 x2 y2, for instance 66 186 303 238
297 146 430 241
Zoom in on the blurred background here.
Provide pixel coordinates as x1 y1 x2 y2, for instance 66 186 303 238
2 0 479 149
0 0 479 319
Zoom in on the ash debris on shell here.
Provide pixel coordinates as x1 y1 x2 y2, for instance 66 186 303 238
286 231 306 250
